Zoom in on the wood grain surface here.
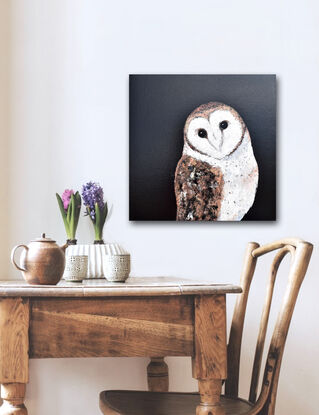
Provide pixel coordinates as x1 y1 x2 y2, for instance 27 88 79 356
0 298 29 383
225 238 313 415
147 357 169 392
0 383 27 414
0 276 241 414
226 242 259 398
192 295 227 415
29 296 194 358
98 238 313 415
100 391 253 415
192 295 227 380
0 278 241 297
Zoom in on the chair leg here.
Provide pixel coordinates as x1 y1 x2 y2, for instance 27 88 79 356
147 357 169 392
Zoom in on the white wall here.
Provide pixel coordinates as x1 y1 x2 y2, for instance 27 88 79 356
0 0 10 280
2 0 319 413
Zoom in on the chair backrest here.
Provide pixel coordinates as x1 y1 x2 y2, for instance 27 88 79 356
225 238 313 415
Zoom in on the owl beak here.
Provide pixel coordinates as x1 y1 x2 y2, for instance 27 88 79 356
209 134 223 151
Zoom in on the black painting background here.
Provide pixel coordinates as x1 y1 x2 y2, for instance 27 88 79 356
129 75 276 221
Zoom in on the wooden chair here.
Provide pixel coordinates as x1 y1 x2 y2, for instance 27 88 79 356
99 238 313 415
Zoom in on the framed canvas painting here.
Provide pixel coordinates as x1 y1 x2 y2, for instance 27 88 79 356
129 74 276 221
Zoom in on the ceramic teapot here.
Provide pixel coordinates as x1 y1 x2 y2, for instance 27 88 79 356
11 233 67 285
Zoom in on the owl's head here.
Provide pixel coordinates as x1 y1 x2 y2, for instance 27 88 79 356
184 102 247 160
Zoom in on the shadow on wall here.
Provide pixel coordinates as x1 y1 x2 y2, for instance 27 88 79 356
0 0 10 280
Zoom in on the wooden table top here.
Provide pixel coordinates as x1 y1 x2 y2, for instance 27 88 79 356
0 277 241 297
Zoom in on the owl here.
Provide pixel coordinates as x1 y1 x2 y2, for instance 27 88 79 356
174 102 258 221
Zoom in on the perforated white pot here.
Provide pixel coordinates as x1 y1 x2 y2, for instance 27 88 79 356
65 243 128 279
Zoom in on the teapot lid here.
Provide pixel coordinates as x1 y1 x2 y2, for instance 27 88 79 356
32 233 56 243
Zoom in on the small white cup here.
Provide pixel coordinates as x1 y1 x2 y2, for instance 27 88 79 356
103 254 131 282
64 255 88 282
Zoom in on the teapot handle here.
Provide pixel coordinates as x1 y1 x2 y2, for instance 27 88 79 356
11 244 28 272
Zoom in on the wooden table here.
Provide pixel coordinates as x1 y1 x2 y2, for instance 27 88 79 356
0 278 241 415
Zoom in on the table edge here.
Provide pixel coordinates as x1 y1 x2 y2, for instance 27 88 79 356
0 285 242 297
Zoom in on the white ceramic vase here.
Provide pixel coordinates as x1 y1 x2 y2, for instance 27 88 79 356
66 243 127 279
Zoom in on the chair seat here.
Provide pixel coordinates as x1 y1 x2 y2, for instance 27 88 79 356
100 390 253 415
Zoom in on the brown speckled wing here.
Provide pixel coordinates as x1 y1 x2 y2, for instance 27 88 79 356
174 155 224 221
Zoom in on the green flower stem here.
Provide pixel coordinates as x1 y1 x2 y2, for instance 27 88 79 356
56 191 81 241
92 202 107 242
94 227 103 241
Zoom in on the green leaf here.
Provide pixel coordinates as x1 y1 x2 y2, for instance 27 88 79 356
73 192 82 234
69 194 76 239
56 194 66 218
56 193 70 238
66 198 72 224
102 201 108 225
75 191 81 203
95 203 105 240
95 202 101 231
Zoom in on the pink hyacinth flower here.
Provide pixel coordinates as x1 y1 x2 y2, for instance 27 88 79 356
62 189 74 211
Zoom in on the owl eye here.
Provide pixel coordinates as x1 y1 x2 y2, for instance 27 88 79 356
198 128 207 138
219 121 228 130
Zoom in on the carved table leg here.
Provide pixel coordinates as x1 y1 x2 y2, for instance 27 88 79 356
197 379 224 415
0 384 27 415
0 298 29 415
192 295 227 415
147 357 169 392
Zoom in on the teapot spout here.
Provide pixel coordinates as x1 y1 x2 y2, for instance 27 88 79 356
60 243 68 253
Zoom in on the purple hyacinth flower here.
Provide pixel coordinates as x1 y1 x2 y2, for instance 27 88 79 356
81 181 105 220
62 189 74 211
